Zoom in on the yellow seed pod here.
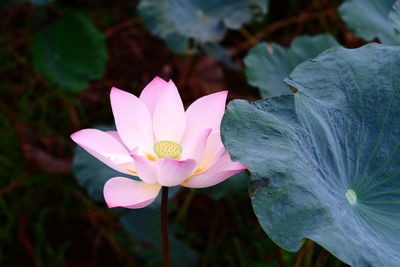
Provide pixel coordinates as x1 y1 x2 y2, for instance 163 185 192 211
153 140 182 159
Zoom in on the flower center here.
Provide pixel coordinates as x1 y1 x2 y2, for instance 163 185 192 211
153 140 182 159
345 189 357 205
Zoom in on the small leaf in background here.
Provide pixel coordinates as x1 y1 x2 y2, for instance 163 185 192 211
121 209 198 267
138 0 269 53
29 0 55 5
222 44 400 266
31 12 108 92
73 146 129 202
202 42 239 69
199 171 250 200
339 0 400 44
244 34 338 98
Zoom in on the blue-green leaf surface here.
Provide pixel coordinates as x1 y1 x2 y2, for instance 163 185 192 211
138 0 268 53
339 0 400 44
73 146 127 202
222 44 400 266
244 34 338 98
389 0 400 35
31 12 108 92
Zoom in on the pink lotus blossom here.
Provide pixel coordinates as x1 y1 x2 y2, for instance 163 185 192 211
71 77 246 209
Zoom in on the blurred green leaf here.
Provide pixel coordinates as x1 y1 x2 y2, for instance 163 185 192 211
73 146 129 202
222 43 400 266
29 0 55 5
138 0 269 53
199 171 250 200
31 12 108 92
121 209 198 267
202 42 239 69
244 34 338 98
339 0 400 44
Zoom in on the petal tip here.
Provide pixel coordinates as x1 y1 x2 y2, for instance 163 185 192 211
111 86 121 92
70 128 93 143
153 76 167 83
110 87 129 98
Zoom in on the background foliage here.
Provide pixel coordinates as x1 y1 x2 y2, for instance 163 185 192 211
0 0 391 266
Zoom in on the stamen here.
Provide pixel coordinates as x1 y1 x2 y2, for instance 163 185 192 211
181 167 204 184
145 153 157 162
153 140 182 159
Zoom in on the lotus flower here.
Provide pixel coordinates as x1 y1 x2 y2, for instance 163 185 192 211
71 77 246 209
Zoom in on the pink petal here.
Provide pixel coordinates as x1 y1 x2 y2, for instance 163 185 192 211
103 177 161 209
131 154 157 183
71 129 131 174
181 128 212 169
153 80 186 143
200 130 225 168
106 130 131 151
110 87 154 153
156 157 196 186
182 91 227 144
182 152 246 188
106 131 122 142
139 76 169 116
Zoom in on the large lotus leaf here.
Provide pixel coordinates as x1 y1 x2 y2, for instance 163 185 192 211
339 0 400 44
31 12 108 92
138 0 268 53
221 43 400 266
389 0 400 35
244 34 338 98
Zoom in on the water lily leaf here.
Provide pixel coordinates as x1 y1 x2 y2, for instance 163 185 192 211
200 171 250 199
389 0 400 35
202 42 239 69
29 0 55 5
222 43 400 266
31 12 108 92
244 34 338 98
138 0 268 53
339 0 400 44
73 146 130 202
121 209 198 267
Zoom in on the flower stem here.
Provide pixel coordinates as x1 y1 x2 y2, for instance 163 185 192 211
161 186 170 267
315 248 330 267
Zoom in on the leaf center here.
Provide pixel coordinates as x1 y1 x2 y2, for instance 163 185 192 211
345 189 357 205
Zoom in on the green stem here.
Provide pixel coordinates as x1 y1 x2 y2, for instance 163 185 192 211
161 186 170 267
